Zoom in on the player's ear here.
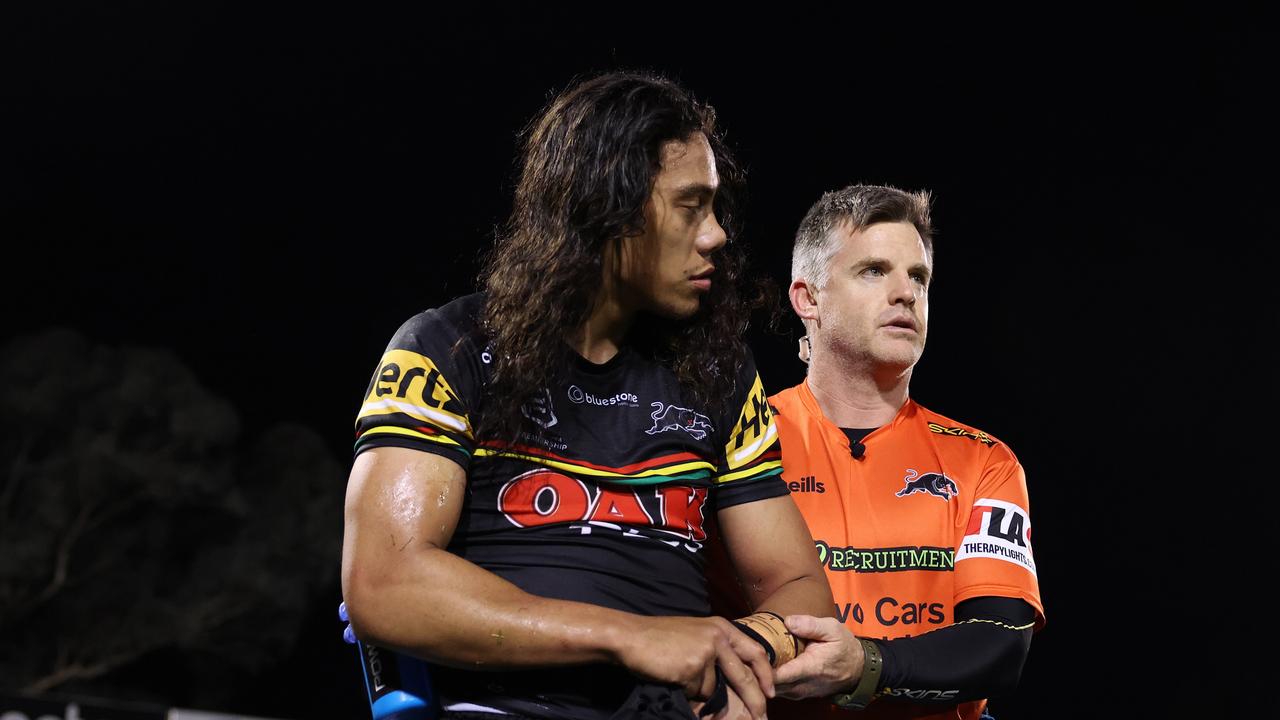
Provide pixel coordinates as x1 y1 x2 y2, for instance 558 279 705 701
789 279 819 323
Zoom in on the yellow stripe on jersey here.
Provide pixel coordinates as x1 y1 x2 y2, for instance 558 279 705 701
359 425 464 448
723 373 777 470
474 447 716 480
357 349 472 436
715 458 783 484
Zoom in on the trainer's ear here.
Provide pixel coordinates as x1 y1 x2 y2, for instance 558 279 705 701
789 279 819 324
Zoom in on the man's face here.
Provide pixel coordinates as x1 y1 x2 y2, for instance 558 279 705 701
808 221 932 372
615 132 727 319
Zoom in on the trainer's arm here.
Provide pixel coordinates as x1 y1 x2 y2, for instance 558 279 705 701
775 597 1035 702
342 447 771 714
717 495 834 620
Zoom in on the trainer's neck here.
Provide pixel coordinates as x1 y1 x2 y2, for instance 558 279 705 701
807 354 912 429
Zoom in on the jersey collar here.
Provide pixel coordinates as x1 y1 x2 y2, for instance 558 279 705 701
797 378 917 453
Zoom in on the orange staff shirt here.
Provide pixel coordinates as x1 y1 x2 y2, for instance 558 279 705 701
770 380 1044 720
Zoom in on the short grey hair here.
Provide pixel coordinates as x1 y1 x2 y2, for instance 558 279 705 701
791 184 934 288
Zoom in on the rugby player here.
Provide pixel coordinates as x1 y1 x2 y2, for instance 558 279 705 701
340 72 833 720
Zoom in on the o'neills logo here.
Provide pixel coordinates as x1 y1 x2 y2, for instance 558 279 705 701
567 384 639 407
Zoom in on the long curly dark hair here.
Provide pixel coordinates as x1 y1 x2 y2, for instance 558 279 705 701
477 71 762 442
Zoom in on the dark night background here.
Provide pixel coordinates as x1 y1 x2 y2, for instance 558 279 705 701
2 4 1273 719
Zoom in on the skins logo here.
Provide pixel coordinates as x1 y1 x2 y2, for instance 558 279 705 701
881 688 959 701
927 422 996 446
895 469 958 500
646 402 713 441
497 469 709 543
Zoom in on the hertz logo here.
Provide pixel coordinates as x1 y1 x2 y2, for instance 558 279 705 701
359 349 470 434
725 374 776 469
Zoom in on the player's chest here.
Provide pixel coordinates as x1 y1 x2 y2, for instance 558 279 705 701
500 370 720 460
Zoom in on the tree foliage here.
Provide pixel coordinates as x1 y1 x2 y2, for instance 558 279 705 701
0 329 344 700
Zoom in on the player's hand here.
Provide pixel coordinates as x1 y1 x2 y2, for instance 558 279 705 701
338 601 356 644
616 615 772 720
773 615 863 699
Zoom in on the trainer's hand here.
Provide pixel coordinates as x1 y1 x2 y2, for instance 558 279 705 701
616 615 772 720
773 615 864 700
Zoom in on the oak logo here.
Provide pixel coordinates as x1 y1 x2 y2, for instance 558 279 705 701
497 469 708 542
956 497 1036 575
360 349 468 433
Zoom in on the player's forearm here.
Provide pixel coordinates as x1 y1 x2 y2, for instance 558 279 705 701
717 494 835 621
343 544 636 670
751 572 835 620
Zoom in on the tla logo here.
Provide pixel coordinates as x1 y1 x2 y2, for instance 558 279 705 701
788 475 825 493
956 497 1036 575
895 469 958 501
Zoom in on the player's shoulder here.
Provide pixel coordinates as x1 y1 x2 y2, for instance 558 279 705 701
910 400 1018 464
391 292 487 347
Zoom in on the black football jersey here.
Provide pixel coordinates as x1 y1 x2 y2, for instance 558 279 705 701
353 293 785 718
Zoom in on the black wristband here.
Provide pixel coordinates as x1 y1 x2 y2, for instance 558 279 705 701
699 666 728 717
732 619 777 666
832 638 883 711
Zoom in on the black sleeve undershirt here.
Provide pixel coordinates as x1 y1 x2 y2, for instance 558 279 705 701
872 596 1035 703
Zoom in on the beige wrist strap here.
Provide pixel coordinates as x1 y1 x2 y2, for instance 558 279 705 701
733 611 802 668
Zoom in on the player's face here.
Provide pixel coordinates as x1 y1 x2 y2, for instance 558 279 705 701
615 133 727 319
814 221 932 372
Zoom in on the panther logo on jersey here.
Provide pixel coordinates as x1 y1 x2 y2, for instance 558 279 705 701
895 469 959 500
646 402 714 441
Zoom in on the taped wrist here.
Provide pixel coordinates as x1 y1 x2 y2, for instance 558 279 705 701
733 611 801 667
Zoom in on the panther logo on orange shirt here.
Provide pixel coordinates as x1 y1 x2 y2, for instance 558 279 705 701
895 469 959 500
